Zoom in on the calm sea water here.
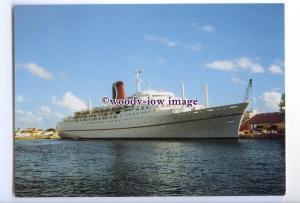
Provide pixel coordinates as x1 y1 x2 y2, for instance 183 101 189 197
14 139 285 197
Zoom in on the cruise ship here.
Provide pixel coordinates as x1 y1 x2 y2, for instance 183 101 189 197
57 70 248 139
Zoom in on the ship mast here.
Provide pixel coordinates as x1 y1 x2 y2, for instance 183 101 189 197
203 84 209 108
88 97 92 114
147 82 151 97
181 81 185 99
135 69 142 95
147 82 151 92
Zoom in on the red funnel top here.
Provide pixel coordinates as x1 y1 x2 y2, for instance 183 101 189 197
112 81 126 99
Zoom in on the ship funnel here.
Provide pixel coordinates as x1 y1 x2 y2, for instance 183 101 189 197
112 81 126 99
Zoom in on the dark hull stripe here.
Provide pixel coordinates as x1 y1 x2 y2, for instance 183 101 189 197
59 112 243 132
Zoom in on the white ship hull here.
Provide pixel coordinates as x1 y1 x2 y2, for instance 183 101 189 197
57 103 248 139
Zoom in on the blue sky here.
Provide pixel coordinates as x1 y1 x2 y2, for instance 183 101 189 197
14 4 284 129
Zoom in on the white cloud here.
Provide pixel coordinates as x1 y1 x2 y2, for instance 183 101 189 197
158 37 178 47
144 35 178 48
54 112 65 119
145 35 201 52
184 42 202 51
38 105 65 119
16 95 24 102
200 25 215 33
231 75 246 85
38 105 52 116
260 91 282 111
15 109 32 116
268 60 284 75
191 22 215 33
272 87 282 92
15 106 65 129
18 62 54 80
52 92 87 113
237 57 264 73
15 109 43 129
206 60 236 71
268 64 284 74
206 57 264 73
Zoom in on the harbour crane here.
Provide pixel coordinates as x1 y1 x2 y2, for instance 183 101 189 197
279 93 285 113
243 79 253 111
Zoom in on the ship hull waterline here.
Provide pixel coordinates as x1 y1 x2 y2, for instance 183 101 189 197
57 103 248 139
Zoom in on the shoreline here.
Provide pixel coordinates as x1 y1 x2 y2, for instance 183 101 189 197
15 135 61 140
14 133 285 141
239 133 285 139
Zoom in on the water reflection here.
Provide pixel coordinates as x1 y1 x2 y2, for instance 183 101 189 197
14 139 285 196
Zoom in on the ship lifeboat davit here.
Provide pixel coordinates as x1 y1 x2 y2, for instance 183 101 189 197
112 81 126 99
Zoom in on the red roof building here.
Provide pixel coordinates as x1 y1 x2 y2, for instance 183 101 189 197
243 112 285 125
240 112 285 132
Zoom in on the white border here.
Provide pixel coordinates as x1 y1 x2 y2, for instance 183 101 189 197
1 0 300 202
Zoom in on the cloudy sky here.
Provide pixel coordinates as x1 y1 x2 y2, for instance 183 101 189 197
14 4 284 129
